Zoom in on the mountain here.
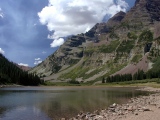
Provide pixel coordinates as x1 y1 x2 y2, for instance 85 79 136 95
17 64 31 71
30 0 160 83
0 54 41 85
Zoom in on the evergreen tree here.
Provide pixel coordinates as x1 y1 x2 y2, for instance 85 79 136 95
0 54 41 86
102 77 105 83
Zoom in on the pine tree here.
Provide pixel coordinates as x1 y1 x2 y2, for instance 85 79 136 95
0 54 41 85
102 77 105 83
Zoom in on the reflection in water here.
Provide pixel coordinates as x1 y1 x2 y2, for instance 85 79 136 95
0 107 7 117
0 106 51 120
0 87 149 119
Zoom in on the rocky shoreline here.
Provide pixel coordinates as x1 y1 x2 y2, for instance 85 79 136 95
67 87 160 120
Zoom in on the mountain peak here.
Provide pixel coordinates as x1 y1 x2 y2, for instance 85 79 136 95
135 0 160 4
135 0 146 6
30 0 160 83
122 0 160 25
106 11 126 27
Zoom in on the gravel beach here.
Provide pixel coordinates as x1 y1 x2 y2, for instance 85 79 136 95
68 87 160 120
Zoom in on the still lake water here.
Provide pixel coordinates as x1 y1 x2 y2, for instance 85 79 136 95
0 86 149 120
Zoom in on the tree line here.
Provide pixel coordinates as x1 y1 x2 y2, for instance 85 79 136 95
102 69 160 83
0 54 41 85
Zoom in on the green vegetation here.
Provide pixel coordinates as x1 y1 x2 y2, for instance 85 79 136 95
43 81 81 86
138 30 153 43
84 49 95 56
117 40 135 53
83 68 101 79
106 74 132 83
84 40 120 56
117 22 143 30
127 32 137 40
131 54 142 63
69 59 80 65
98 40 120 53
119 22 130 29
114 52 129 63
102 77 105 83
103 68 160 84
44 78 160 87
0 54 41 85
99 79 159 86
59 58 127 82
152 57 160 70
56 29 157 85
52 64 61 73
146 56 160 79
149 48 160 58
109 32 119 39
93 62 127 82
59 66 89 80
87 61 126 82
68 80 80 84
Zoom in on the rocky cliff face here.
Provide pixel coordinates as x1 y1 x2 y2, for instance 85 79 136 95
107 11 126 27
30 0 160 82
124 0 160 24
30 34 86 76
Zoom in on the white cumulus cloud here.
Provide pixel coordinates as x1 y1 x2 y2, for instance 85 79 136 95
34 58 42 65
34 61 42 65
50 38 65 48
35 58 41 61
0 48 5 54
38 0 128 48
18 63 29 67
0 8 4 18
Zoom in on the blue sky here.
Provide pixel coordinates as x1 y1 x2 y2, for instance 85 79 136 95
0 0 135 67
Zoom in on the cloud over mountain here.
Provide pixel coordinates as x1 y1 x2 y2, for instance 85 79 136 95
0 48 5 54
38 0 129 48
34 58 42 65
18 63 29 67
50 38 65 48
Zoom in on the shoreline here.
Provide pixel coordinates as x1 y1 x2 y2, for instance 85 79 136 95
1 84 160 119
0 84 140 88
0 84 23 88
69 87 160 120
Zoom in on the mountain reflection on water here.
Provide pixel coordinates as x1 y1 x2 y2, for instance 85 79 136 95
0 87 149 119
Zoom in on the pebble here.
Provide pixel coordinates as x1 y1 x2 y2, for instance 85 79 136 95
68 92 160 120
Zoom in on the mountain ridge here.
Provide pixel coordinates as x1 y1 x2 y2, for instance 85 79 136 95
30 0 160 83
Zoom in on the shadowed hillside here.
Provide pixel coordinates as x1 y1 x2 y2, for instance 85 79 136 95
0 54 41 85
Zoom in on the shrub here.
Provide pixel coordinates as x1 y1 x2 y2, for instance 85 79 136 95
68 80 80 84
99 40 120 53
138 30 153 43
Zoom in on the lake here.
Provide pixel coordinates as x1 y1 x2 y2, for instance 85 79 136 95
0 86 149 120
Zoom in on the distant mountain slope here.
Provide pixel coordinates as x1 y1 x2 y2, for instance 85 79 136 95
30 0 160 83
17 64 31 71
0 54 40 85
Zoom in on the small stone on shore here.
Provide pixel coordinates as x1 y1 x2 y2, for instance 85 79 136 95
68 87 160 120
